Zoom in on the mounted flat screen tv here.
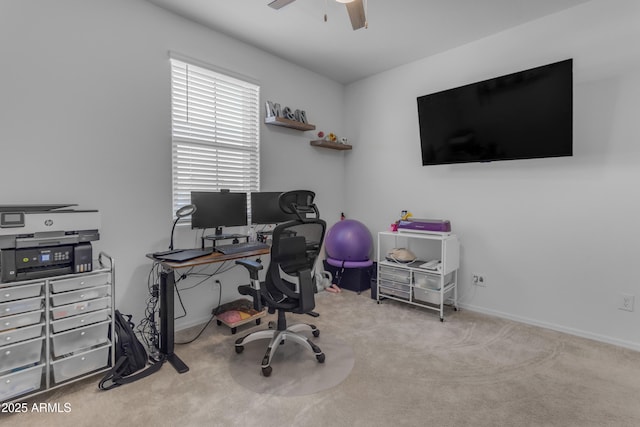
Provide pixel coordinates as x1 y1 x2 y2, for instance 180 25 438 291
417 59 573 166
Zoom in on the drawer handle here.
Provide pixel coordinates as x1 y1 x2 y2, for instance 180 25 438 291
80 319 85 323
4 322 10 327
5 379 10 385
80 331 86 336
80 281 85 286
5 350 10 356
80 294 85 299
5 336 10 341
81 356 86 361
4 308 10 313
4 293 9 298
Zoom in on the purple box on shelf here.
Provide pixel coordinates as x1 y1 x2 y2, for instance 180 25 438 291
397 219 451 233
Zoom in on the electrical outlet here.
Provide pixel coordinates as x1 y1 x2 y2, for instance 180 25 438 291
472 273 487 287
618 293 635 312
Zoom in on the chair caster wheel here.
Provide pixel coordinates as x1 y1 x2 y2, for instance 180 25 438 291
316 353 325 363
256 318 261 325
440 318 444 322
262 366 272 377
231 327 237 334
268 321 275 329
235 346 244 354
216 320 222 326
312 329 320 337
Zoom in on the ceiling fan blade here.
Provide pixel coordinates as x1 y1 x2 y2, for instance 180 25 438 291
268 0 296 10
345 0 366 30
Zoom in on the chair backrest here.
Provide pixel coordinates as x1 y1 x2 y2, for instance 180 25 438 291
263 191 326 314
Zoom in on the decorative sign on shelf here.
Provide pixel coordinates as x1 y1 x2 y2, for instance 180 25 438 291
265 101 308 124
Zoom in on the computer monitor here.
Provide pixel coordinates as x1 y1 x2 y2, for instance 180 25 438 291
190 191 247 235
250 192 297 224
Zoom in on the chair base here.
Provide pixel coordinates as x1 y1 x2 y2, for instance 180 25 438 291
235 323 325 377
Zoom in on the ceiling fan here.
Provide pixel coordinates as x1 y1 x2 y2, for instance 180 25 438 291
268 0 367 30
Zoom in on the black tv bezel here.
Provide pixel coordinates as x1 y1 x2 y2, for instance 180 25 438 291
250 191 297 225
417 59 573 166
190 191 248 231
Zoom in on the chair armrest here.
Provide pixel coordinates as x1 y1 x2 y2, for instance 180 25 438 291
297 268 315 314
236 260 264 312
235 259 263 280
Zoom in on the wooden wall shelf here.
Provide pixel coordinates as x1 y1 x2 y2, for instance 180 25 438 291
310 140 352 151
265 116 316 131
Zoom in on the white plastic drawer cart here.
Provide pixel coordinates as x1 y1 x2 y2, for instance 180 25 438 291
376 231 459 321
0 252 115 403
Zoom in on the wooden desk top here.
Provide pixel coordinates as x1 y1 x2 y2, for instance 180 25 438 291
147 247 270 269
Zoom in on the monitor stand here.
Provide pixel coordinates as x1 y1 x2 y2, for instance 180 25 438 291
201 227 248 248
206 233 245 241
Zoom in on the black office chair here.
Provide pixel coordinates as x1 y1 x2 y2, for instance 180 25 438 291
234 190 326 377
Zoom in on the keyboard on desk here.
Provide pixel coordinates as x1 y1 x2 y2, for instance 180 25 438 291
214 241 270 255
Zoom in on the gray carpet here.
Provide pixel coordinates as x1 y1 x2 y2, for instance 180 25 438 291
5 290 640 427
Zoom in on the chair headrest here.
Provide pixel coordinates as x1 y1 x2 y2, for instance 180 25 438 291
278 190 319 220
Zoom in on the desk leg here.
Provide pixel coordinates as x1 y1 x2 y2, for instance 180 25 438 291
160 270 190 373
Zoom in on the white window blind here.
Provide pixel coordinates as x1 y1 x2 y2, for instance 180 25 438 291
170 57 260 217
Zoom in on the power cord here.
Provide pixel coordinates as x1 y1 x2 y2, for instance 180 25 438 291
175 279 223 345
175 314 215 345
137 262 162 354
137 260 235 346
173 262 235 318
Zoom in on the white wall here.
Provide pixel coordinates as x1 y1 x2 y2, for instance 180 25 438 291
344 0 640 350
0 0 346 329
3 0 639 351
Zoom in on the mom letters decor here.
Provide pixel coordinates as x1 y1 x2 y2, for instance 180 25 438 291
265 100 308 124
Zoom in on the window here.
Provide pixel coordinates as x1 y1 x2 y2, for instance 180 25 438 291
170 56 260 219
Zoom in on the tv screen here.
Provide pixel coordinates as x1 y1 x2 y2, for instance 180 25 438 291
190 191 247 231
417 59 573 166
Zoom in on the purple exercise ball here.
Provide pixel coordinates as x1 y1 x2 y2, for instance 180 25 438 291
325 219 373 262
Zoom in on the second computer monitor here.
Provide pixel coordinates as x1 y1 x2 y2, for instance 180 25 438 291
251 192 297 224
191 191 247 233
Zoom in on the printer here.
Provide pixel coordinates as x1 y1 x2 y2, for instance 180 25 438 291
0 204 100 282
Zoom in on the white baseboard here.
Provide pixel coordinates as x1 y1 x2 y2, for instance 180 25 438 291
458 303 640 353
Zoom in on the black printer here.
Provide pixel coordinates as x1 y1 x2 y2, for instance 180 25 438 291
0 204 100 282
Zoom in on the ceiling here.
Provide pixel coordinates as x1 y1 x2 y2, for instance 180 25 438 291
145 0 591 84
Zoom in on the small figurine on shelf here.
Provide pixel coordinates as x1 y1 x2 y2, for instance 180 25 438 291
326 132 337 142
317 131 325 139
391 210 412 232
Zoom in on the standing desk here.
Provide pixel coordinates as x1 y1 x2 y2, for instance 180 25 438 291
148 247 270 374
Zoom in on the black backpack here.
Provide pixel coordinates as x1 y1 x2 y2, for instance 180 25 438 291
99 310 164 390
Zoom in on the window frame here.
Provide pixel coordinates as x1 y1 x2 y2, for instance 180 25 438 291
169 53 260 223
